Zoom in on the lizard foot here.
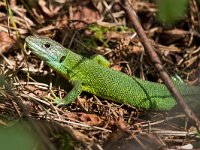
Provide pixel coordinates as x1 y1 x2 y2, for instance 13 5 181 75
48 90 66 106
51 98 66 106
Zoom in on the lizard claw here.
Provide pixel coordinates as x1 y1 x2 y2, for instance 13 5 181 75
48 89 66 106
51 98 65 106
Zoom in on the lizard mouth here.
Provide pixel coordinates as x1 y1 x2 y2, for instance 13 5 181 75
25 36 40 52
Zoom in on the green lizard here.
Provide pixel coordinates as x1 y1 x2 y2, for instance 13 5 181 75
25 35 199 111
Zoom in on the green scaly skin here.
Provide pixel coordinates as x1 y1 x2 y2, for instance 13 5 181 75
25 36 199 111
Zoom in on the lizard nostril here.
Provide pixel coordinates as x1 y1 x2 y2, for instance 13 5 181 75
43 42 51 49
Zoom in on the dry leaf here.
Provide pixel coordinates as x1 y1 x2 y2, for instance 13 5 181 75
79 113 103 126
0 32 15 54
72 4 100 28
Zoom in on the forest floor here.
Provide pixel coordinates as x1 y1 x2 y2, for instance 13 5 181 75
0 0 200 149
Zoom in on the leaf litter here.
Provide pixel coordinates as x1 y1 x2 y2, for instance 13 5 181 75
0 0 200 149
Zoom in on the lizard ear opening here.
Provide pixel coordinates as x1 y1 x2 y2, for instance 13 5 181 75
43 42 51 49
59 56 66 63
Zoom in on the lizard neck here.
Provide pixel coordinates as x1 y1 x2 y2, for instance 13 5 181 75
59 50 83 80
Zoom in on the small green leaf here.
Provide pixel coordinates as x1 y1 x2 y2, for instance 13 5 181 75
156 0 188 24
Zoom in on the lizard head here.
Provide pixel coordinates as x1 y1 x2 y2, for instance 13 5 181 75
25 36 68 70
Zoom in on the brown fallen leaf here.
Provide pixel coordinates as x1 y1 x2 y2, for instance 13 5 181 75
0 31 15 54
79 113 103 126
65 112 103 126
71 2 101 28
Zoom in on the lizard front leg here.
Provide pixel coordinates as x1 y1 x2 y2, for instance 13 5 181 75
53 80 82 105
90 54 110 67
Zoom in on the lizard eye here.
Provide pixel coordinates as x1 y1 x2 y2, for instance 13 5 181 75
59 56 65 63
43 42 51 49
